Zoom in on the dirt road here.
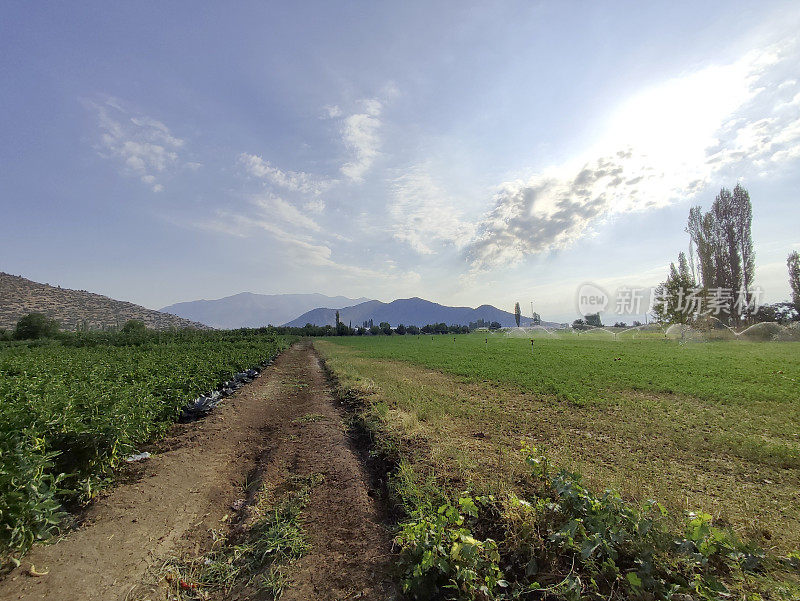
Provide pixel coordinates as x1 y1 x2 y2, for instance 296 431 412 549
0 342 398 601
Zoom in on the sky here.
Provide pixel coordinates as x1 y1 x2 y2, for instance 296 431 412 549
2 1 799 323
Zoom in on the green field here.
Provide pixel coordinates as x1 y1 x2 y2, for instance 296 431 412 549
0 330 290 563
326 332 800 405
317 334 800 599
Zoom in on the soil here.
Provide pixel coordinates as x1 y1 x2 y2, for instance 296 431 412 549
0 342 399 601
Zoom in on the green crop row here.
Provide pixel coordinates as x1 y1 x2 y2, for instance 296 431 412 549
0 330 291 565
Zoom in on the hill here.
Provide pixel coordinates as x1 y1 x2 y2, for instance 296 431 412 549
284 297 554 328
0 272 208 331
160 292 371 329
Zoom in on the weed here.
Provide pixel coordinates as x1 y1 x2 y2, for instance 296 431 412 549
161 473 322 600
291 413 328 424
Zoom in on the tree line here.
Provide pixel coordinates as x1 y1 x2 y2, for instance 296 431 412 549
654 184 799 325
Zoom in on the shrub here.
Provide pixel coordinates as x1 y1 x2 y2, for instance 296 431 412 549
13 313 59 340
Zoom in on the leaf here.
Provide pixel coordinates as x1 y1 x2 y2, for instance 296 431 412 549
626 572 642 589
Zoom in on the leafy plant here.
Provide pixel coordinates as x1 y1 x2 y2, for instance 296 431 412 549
0 330 291 566
397 495 506 600
0 433 66 565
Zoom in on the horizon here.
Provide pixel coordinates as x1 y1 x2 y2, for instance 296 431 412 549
3 2 800 323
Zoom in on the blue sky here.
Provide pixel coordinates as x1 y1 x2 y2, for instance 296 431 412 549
2 1 799 322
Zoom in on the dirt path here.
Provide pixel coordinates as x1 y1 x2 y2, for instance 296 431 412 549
0 342 398 601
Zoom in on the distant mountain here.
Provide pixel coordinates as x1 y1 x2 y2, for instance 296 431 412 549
160 292 371 329
0 272 208 331
285 297 557 328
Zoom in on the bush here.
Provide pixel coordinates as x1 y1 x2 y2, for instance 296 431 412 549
121 319 147 335
13 313 59 340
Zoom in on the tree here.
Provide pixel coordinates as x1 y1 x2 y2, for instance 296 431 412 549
369 325 381 335
733 184 755 310
335 310 340 328
407 325 420 335
789 251 800 312
489 321 501 330
396 324 406 335
585 313 602 327
121 319 146 335
685 186 755 323
514 302 521 327
754 302 799 323
652 255 695 324
121 319 147 343
379 322 392 335
13 313 59 340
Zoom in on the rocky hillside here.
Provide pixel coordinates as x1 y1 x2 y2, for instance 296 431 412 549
0 272 209 331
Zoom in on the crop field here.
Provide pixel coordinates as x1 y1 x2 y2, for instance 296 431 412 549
316 333 800 599
0 330 290 563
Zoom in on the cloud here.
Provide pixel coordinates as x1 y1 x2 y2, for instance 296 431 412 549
251 193 322 232
466 153 661 269
340 97 383 182
390 168 476 254
192 209 388 280
304 198 326 214
323 104 342 118
465 38 800 270
88 97 185 192
239 153 332 195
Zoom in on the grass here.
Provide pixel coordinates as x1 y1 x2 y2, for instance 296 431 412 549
316 335 800 599
156 473 323 600
326 333 800 406
292 413 328 424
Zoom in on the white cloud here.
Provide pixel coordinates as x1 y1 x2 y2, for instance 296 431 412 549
192 209 389 281
340 97 383 182
239 153 332 195
465 38 800 270
324 104 342 118
390 167 476 254
304 198 326 214
251 193 322 232
88 97 185 192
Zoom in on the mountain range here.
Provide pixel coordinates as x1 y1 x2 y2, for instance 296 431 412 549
160 292 370 329
285 297 553 328
0 272 207 331
2 271 553 332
